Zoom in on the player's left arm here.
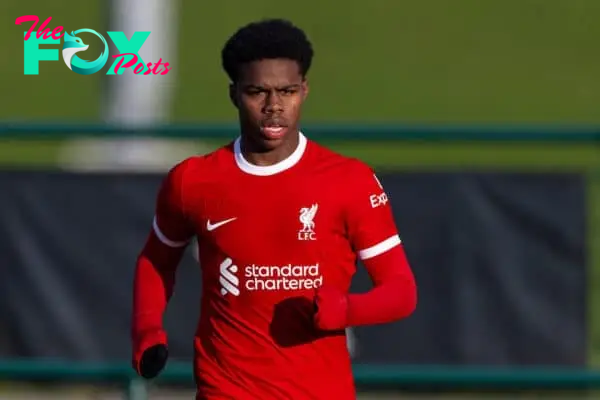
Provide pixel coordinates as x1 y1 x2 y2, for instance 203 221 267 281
315 163 417 330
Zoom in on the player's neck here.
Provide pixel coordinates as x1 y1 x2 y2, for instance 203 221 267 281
241 132 301 167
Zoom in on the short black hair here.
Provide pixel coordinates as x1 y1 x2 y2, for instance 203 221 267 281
221 18 314 83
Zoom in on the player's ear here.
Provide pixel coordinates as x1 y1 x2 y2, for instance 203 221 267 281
301 78 309 101
229 82 238 108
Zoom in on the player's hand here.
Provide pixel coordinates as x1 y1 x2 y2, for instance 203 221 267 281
139 344 169 379
313 285 348 331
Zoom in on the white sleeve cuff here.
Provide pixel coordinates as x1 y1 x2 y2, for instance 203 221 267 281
152 216 189 248
358 234 401 260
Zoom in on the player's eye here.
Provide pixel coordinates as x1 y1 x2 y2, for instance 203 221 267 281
279 89 297 95
245 88 265 96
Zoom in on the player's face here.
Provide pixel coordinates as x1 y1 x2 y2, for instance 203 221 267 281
231 58 308 151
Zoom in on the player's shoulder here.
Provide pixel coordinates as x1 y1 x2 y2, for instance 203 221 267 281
308 140 375 178
165 142 235 181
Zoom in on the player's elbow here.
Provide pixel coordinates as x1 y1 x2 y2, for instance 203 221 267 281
391 277 417 320
401 280 418 318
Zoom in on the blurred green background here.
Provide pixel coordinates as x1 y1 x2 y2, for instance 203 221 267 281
2 0 600 372
4 0 600 123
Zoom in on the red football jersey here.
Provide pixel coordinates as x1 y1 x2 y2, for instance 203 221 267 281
152 133 401 399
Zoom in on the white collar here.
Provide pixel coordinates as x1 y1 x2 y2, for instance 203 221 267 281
234 132 307 176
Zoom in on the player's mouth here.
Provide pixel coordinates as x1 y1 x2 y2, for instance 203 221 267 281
260 123 288 140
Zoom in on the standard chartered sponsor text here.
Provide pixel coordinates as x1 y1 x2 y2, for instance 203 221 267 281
244 263 322 291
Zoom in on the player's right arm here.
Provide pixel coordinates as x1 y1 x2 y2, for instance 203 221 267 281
131 161 194 378
314 161 417 331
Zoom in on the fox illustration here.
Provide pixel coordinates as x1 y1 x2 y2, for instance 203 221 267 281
61 29 109 75
62 31 89 70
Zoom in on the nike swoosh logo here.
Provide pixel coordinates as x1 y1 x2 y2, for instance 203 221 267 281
206 217 237 231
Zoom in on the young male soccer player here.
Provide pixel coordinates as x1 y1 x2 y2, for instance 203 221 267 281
131 18 417 399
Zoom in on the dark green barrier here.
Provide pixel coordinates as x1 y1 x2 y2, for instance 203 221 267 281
2 360 600 400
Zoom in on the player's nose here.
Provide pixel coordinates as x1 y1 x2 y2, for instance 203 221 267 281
263 93 283 113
